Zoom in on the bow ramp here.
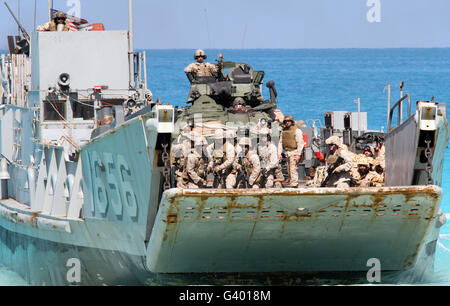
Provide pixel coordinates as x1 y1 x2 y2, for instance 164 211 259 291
146 186 443 274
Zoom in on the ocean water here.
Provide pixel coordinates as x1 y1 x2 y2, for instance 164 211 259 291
0 48 450 285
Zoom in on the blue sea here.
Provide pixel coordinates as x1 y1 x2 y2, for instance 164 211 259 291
0 48 449 285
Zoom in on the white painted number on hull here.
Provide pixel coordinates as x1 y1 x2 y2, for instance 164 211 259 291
90 151 138 220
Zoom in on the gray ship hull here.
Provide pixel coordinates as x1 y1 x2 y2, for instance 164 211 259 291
0 108 445 285
0 185 444 285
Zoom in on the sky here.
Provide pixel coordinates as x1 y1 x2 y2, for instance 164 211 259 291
0 0 450 49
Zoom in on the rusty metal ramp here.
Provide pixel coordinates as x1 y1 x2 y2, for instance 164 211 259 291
146 186 442 274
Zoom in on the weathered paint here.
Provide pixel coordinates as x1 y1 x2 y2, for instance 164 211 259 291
147 186 443 274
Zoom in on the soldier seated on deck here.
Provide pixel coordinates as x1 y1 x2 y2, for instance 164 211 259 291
37 11 71 32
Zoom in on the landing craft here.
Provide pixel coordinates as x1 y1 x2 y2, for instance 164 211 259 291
0 1 448 285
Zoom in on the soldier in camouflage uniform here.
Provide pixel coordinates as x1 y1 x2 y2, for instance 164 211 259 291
185 136 209 189
231 138 261 189
184 49 219 77
353 157 384 187
278 115 305 187
37 11 71 32
174 155 189 188
257 128 278 188
172 123 194 159
207 129 236 189
322 136 353 188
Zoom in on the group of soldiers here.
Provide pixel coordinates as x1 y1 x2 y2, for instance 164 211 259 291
171 49 386 189
172 114 304 189
309 136 385 188
171 115 386 190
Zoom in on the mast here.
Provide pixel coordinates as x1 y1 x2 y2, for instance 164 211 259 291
48 0 51 22
128 0 135 88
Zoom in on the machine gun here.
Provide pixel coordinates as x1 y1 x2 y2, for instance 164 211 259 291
321 156 344 187
4 2 30 44
235 157 250 189
202 155 212 189
260 169 269 189
354 133 385 152
212 160 224 189
215 53 226 82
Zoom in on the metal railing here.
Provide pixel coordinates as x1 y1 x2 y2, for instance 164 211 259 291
388 94 411 131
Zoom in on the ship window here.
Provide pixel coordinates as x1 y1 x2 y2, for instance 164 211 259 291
43 100 66 121
72 100 95 120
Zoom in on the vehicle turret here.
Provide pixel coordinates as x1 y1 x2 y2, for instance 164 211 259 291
174 54 279 140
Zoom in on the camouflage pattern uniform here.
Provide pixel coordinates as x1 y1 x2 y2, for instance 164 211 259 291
37 12 71 32
307 166 327 187
230 138 261 189
186 137 208 189
174 156 189 188
184 62 218 77
172 125 194 159
323 136 353 188
278 115 304 187
257 128 278 188
354 157 384 187
351 154 374 177
207 130 236 189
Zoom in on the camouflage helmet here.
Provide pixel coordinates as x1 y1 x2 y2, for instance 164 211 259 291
357 157 371 167
233 97 245 106
212 150 224 159
325 136 342 147
283 115 295 124
54 11 66 20
194 49 207 60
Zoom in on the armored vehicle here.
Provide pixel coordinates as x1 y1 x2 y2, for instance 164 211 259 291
173 55 277 141
0 3 448 286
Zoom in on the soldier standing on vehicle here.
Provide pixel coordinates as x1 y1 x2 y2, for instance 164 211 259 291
186 136 209 188
322 136 353 188
257 128 278 188
278 115 304 188
37 11 71 32
232 138 261 189
184 49 218 77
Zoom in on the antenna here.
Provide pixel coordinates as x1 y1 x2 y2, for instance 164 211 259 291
33 0 37 31
48 0 52 22
17 0 20 36
128 0 135 88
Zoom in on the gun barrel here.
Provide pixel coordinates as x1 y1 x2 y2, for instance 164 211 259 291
4 2 30 43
